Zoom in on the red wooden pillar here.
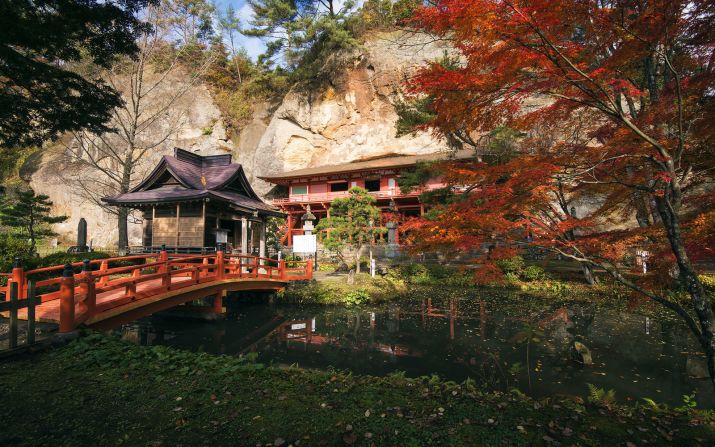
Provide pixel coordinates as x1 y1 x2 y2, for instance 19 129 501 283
159 248 169 289
306 259 313 280
127 268 140 299
287 213 294 247
216 251 225 280
10 258 25 299
201 257 209 278
59 264 75 333
98 260 109 286
80 260 96 316
212 290 225 314
279 260 286 280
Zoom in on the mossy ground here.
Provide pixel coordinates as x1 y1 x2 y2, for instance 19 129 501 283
1 334 713 447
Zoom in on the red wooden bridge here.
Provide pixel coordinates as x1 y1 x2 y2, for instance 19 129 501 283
1 251 312 333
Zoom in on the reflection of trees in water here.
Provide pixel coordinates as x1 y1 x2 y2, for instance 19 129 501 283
117 298 715 407
533 303 596 366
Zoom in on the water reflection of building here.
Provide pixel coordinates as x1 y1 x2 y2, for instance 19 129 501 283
267 299 486 361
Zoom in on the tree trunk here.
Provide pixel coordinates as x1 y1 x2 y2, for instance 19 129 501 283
118 207 129 250
355 247 361 274
656 195 715 390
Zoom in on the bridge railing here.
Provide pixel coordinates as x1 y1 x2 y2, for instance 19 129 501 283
2 251 312 333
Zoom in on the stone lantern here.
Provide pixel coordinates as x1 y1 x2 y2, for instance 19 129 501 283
386 199 398 257
301 205 318 268
301 205 317 235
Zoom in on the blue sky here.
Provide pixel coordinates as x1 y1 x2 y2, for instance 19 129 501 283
213 0 266 61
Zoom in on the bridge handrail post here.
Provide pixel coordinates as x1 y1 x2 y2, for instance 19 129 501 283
158 249 170 289
158 249 168 273
81 260 96 315
216 251 225 280
306 259 313 280
254 256 258 278
128 267 140 298
201 257 209 278
59 264 75 333
279 260 286 281
98 260 109 286
10 257 25 300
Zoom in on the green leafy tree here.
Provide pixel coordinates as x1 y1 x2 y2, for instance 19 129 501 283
243 0 357 83
0 0 153 149
162 0 215 45
0 188 68 255
316 187 385 273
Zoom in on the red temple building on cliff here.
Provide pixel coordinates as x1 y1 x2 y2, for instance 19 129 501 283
259 150 473 247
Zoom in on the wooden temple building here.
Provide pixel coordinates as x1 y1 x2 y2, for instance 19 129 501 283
259 150 473 247
103 148 283 254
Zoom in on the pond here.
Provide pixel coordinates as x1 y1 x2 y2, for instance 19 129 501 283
118 292 715 408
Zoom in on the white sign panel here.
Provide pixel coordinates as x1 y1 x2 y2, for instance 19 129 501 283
293 234 316 254
216 229 228 244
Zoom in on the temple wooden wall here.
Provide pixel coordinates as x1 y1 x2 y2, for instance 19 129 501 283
152 216 205 247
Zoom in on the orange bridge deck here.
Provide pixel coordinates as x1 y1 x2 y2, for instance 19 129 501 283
2 252 312 332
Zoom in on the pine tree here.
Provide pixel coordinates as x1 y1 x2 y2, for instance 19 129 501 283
242 0 357 82
0 188 68 255
316 187 385 273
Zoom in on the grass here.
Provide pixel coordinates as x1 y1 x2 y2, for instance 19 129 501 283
0 334 713 446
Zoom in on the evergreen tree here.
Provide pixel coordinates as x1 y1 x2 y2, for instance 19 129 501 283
243 0 357 82
0 0 153 149
217 3 245 83
0 188 68 255
316 187 385 273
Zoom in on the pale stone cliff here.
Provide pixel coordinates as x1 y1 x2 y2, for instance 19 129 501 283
246 33 451 195
26 32 450 248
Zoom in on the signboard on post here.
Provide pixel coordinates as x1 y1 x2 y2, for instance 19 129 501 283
293 234 317 254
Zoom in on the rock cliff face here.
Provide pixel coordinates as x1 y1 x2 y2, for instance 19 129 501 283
27 32 449 248
248 33 450 195
28 72 231 248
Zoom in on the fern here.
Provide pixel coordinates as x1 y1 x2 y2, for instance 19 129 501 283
587 383 616 406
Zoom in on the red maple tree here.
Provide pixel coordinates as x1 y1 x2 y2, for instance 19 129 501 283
402 0 715 387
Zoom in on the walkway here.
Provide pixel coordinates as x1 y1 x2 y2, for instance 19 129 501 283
2 251 312 332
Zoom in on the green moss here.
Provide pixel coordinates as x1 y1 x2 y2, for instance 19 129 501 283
0 334 712 446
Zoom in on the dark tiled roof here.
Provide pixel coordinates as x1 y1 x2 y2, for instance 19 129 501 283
210 191 281 215
164 156 241 191
103 148 281 216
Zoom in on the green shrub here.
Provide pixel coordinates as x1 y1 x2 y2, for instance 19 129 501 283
344 288 370 306
317 262 337 272
496 256 525 275
521 265 549 281
424 264 452 279
504 272 520 283
284 254 303 268
496 256 549 283
33 251 113 269
0 233 33 282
